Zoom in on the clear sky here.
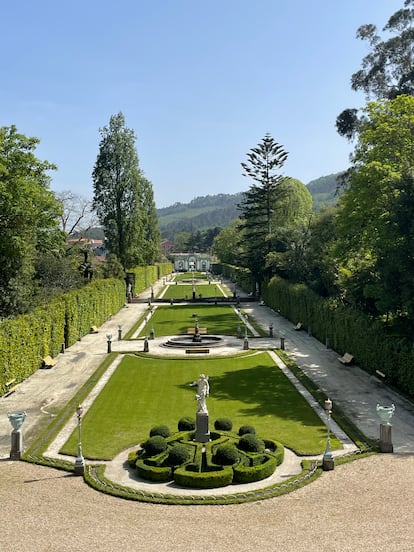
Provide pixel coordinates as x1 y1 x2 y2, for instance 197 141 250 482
1 0 403 208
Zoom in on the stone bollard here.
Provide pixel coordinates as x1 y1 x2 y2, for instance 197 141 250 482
143 337 149 352
243 337 249 350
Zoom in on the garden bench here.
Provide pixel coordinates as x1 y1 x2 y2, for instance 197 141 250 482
4 378 17 396
41 355 57 369
370 369 386 385
185 348 210 354
294 322 302 331
338 353 354 365
186 327 207 334
90 326 99 334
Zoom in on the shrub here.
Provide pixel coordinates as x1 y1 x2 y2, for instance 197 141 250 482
213 444 240 466
238 425 256 436
238 434 265 453
214 417 233 431
143 435 168 456
150 425 171 438
167 444 191 467
178 417 196 431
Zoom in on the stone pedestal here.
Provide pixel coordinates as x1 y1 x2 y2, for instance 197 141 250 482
322 457 335 471
379 424 393 453
10 430 22 460
195 412 210 443
143 338 149 352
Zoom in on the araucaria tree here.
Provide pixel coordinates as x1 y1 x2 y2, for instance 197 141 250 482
92 113 160 270
238 134 288 285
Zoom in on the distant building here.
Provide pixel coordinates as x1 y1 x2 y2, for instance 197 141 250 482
174 253 211 272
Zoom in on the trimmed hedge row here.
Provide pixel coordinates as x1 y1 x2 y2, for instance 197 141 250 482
0 263 173 396
212 263 254 294
0 278 125 395
262 276 414 397
128 263 172 295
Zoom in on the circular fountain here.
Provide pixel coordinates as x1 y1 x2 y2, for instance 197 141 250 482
162 313 224 349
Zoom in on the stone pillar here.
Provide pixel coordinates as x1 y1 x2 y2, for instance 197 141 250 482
195 412 210 443
10 430 23 460
379 424 393 453
143 337 149 352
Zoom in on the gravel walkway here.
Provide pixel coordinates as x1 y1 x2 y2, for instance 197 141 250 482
2 276 414 550
2 454 414 551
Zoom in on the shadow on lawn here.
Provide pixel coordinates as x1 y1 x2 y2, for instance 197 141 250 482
201 365 324 426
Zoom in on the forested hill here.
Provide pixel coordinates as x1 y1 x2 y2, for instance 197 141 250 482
306 173 341 210
157 175 340 239
158 193 243 240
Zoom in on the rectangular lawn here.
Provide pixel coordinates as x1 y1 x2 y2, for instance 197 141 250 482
161 283 227 300
138 304 247 337
60 351 336 460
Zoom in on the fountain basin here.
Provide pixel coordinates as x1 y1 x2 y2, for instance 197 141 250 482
162 335 223 349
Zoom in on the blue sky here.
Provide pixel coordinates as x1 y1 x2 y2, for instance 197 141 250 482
2 0 403 208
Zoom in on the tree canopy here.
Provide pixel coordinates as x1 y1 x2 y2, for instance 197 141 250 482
92 112 160 270
336 0 414 139
0 125 64 316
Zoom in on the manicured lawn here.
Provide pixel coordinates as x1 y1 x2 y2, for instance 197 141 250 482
138 304 249 337
161 283 226 300
60 351 339 460
173 272 207 281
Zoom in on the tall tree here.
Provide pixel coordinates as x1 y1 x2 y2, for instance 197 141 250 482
238 134 288 284
336 95 414 319
336 0 414 139
0 125 64 316
92 113 159 269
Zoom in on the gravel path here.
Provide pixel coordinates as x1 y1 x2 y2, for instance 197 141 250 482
2 454 413 551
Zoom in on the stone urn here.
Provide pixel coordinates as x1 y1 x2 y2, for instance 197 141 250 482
376 404 395 425
8 411 27 432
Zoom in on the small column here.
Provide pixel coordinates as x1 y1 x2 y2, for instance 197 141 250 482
195 412 210 443
379 424 393 453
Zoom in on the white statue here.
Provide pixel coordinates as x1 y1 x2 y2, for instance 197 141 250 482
190 374 209 414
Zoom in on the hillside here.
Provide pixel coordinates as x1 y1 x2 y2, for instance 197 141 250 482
158 193 242 240
157 174 341 239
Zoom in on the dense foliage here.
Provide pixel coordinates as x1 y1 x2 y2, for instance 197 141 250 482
0 125 65 317
92 112 160 269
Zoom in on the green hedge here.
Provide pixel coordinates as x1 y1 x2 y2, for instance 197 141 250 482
174 464 234 488
0 278 125 395
233 453 278 484
262 276 414 397
0 263 172 396
212 263 254 294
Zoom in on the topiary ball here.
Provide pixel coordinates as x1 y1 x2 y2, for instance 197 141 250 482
238 425 256 436
178 417 196 431
238 434 265 453
213 444 240 466
166 444 190 466
144 435 168 456
150 425 171 438
214 417 233 431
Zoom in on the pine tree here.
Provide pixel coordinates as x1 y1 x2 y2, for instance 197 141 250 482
238 134 288 284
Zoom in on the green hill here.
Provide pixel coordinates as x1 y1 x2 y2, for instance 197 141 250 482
157 174 342 239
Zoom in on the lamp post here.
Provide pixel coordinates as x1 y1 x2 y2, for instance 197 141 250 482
106 334 112 353
74 405 85 475
118 325 122 341
322 398 334 471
